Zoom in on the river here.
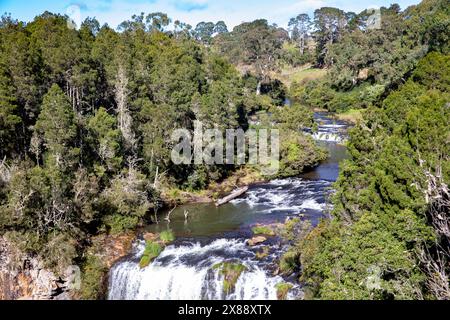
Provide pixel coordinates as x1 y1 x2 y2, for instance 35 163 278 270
108 112 350 300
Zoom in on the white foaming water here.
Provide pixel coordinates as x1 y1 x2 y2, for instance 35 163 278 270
230 177 330 215
312 132 344 143
108 239 299 300
299 198 326 211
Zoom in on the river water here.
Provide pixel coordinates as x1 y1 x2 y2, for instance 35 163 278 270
108 112 350 300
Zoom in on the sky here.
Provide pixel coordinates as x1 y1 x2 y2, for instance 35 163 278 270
0 0 422 30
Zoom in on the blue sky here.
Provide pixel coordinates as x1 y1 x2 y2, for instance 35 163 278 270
0 0 422 29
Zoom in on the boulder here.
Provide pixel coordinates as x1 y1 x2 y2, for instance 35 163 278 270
247 236 267 246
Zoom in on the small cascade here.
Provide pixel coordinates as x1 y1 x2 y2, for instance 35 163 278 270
107 111 350 301
309 112 349 143
108 239 300 300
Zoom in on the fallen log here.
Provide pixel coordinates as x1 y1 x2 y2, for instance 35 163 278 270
215 186 249 207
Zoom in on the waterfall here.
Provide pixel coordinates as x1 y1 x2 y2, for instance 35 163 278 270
107 112 349 301
108 239 299 300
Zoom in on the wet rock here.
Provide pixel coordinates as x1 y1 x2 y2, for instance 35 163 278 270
143 232 158 242
0 232 135 300
247 236 267 246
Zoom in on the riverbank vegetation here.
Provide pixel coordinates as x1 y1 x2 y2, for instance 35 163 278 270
212 262 247 294
283 51 450 299
0 9 324 287
276 0 450 300
0 0 448 300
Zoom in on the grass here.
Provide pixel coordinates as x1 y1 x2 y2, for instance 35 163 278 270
139 241 163 269
252 225 276 236
273 65 327 88
335 108 364 123
213 262 247 294
159 230 175 244
275 282 293 300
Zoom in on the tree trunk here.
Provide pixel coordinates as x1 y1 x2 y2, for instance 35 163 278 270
215 186 249 207
256 81 262 95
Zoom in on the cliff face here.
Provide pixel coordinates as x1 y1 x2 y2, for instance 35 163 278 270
0 236 78 300
0 232 135 300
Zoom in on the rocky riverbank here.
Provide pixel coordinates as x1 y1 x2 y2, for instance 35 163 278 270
0 232 135 300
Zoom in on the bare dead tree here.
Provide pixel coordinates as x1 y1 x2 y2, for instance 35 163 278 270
115 65 136 152
413 155 450 300
418 244 450 300
164 206 177 223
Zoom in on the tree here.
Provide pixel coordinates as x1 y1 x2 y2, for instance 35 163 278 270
0 60 21 158
173 20 193 39
145 12 171 32
293 52 450 300
34 84 79 170
288 14 311 55
214 21 228 35
313 7 347 65
118 12 171 33
216 19 284 94
194 21 216 44
87 107 122 173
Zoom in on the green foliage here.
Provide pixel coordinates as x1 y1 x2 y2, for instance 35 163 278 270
279 250 300 275
275 282 293 300
0 60 21 158
139 241 163 268
1 4 446 300
213 262 247 294
252 225 275 236
293 52 450 300
102 214 140 235
214 19 286 81
293 0 449 113
278 132 327 177
81 254 108 300
159 230 175 243
35 84 79 168
87 107 122 172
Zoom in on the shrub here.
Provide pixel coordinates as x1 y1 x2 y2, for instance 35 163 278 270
102 214 140 234
139 241 163 268
213 262 247 294
80 254 108 300
275 282 293 300
252 225 275 236
159 230 175 243
279 250 299 275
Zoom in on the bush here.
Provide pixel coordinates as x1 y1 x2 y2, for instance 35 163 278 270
139 241 163 268
279 250 299 275
159 230 175 243
80 254 108 300
213 262 247 294
252 225 275 236
102 214 140 234
275 282 293 300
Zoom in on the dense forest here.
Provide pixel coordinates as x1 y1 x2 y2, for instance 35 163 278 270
278 0 450 300
0 0 449 300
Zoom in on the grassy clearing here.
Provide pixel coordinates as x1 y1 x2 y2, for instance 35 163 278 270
274 65 327 88
334 108 364 123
